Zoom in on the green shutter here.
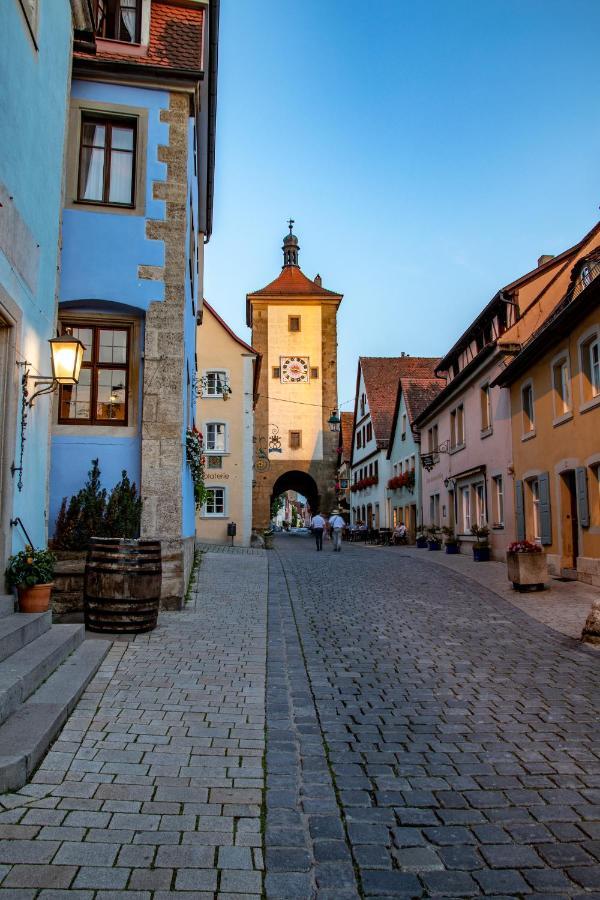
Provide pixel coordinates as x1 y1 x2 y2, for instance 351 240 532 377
538 471 552 546
515 480 525 541
576 466 590 528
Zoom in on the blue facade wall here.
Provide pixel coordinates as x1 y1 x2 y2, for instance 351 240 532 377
0 1 73 553
50 80 169 531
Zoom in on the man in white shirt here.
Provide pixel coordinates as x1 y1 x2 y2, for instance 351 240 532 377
328 511 345 552
310 513 326 551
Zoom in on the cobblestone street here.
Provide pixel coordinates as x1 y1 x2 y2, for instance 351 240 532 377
266 536 600 899
0 537 598 898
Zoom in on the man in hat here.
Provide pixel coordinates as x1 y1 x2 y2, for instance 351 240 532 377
328 510 346 552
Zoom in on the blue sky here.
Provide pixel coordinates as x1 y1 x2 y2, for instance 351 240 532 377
204 0 600 409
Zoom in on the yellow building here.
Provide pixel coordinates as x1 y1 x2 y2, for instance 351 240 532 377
494 244 600 584
247 225 343 529
195 302 260 546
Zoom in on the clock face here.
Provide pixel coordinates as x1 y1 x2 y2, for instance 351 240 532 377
281 356 309 383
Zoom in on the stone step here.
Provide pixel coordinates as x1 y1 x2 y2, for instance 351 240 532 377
0 638 111 792
0 612 51 664
0 624 84 727
0 596 15 620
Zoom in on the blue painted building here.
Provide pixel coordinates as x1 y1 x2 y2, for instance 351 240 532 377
50 0 219 605
386 375 444 537
0 0 93 580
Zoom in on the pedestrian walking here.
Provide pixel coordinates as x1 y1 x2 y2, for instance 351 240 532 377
310 512 326 551
329 510 346 552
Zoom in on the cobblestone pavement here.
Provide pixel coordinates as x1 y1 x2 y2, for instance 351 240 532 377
0 551 267 899
266 534 600 899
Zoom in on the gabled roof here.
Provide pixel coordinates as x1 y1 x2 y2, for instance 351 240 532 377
340 412 354 463
247 265 342 300
357 357 441 449
493 259 600 388
74 0 205 73
203 301 258 356
387 376 445 458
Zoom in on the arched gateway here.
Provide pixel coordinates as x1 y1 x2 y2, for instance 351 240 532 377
271 470 320 520
247 225 343 530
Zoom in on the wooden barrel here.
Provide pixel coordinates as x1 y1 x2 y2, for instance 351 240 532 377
84 538 162 634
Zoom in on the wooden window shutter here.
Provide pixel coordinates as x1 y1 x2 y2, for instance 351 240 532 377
538 471 552 546
576 466 590 528
515 480 525 541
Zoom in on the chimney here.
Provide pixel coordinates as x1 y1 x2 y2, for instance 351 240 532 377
314 274 322 286
538 254 554 267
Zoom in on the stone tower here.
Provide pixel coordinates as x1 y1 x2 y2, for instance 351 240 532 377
247 225 343 529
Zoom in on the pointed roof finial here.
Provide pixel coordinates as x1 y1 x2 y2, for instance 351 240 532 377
282 219 299 268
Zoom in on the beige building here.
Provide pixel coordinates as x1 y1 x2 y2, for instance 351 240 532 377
196 302 260 546
247 225 343 528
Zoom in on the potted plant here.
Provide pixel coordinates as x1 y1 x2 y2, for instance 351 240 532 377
442 526 460 555
506 540 547 591
416 524 428 549
5 546 56 613
427 525 442 551
263 528 274 550
470 524 491 562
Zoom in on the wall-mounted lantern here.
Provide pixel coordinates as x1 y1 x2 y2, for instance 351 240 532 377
327 409 341 433
12 335 85 491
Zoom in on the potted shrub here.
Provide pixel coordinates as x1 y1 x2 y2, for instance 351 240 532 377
427 525 442 551
442 526 460 555
470 524 491 562
506 540 548 592
416 524 428 549
5 546 56 613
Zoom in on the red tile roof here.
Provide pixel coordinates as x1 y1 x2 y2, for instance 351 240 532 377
403 377 445 428
75 1 204 73
359 357 441 447
248 265 342 299
340 412 354 462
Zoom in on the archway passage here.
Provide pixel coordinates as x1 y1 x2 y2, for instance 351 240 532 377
271 470 320 522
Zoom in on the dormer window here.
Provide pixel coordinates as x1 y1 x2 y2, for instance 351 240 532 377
581 264 592 288
94 0 141 43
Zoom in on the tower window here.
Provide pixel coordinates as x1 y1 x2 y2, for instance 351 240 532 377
288 316 301 333
310 367 319 380
272 366 281 379
289 430 302 450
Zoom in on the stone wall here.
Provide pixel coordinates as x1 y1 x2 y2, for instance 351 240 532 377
140 91 190 608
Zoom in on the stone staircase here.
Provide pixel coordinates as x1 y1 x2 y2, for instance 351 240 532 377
0 594 110 792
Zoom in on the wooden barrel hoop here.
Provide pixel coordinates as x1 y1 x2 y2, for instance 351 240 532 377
84 538 162 634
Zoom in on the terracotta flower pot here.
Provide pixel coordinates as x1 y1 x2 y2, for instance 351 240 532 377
507 551 547 591
17 583 53 613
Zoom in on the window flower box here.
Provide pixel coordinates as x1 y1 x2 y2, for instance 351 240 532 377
506 541 547 591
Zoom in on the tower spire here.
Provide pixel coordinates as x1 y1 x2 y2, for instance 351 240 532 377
282 219 300 268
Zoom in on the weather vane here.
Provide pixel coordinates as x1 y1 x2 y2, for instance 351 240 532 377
287 218 294 234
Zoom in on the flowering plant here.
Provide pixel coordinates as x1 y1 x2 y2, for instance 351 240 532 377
508 540 542 553
387 471 415 491
5 546 56 588
186 427 207 509
351 475 378 492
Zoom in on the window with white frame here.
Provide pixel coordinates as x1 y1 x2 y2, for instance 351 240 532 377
401 414 407 439
204 487 225 516
474 482 486 526
410 455 416 471
492 474 504 526
427 423 438 452
552 357 571 417
429 493 440 526
480 383 492 432
450 404 465 448
530 478 541 542
206 422 226 453
461 486 471 532
521 383 535 434
203 371 227 397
